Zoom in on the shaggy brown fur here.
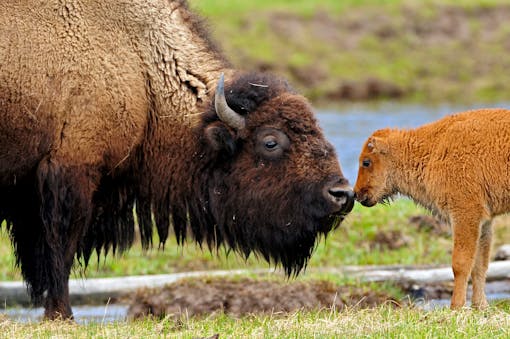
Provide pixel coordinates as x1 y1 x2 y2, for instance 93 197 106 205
354 108 510 309
0 1 354 319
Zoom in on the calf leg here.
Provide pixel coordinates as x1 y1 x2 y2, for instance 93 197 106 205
37 158 99 319
450 213 483 310
470 220 492 309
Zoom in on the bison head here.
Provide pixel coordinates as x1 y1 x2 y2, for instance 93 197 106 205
354 129 395 207
190 72 354 275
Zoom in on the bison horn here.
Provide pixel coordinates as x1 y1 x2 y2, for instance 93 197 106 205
215 73 245 130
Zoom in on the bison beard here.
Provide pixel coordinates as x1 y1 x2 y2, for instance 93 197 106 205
209 181 341 276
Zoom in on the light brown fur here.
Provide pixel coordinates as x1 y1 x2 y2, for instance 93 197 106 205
0 0 226 177
354 108 510 309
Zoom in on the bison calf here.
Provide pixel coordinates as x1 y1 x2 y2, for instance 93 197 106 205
354 108 510 309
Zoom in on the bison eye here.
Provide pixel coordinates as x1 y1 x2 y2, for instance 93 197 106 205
264 139 278 151
255 128 290 160
362 159 371 168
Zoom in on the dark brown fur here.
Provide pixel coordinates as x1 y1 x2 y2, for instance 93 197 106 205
0 1 353 319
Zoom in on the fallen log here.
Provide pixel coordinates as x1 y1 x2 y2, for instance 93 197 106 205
336 260 510 283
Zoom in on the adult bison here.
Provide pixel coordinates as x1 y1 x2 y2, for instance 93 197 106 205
0 0 354 319
354 108 510 310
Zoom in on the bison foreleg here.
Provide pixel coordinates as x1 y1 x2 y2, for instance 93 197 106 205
37 157 99 320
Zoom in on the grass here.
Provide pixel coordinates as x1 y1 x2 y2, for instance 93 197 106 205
1 304 510 338
3 198 510 336
188 0 510 104
190 0 509 17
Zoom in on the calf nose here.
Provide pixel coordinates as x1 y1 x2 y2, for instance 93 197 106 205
326 185 355 214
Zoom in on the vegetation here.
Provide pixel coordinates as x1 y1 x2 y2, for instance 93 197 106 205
4 194 510 336
1 304 510 338
189 0 510 104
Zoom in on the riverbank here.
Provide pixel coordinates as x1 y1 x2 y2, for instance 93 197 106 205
190 0 510 105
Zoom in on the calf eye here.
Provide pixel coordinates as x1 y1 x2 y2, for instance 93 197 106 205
362 159 371 168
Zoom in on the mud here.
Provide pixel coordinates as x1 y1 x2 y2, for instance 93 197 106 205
371 230 413 251
408 215 451 237
126 277 399 320
126 276 510 320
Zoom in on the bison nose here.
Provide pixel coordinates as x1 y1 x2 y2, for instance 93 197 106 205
326 186 355 215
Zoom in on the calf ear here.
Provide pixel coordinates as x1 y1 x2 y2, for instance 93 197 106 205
204 122 237 156
368 136 389 154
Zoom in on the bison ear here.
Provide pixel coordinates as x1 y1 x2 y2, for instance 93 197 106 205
368 136 389 154
204 122 237 156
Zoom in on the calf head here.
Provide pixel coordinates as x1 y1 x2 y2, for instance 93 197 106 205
194 72 354 275
354 129 394 207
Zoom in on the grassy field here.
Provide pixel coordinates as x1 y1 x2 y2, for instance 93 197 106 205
3 198 510 336
1 305 510 338
190 0 508 18
188 0 510 104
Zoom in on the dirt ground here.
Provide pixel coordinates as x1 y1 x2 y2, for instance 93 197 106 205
125 276 466 320
126 277 399 319
127 275 510 320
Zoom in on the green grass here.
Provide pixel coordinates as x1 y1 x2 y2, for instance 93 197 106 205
1 185 509 335
190 0 509 18
187 0 510 104
2 304 510 338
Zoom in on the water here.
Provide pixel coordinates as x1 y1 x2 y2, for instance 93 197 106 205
316 101 510 183
420 292 510 311
4 304 129 324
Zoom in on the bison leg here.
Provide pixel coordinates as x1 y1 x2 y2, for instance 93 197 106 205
470 219 492 309
37 158 99 320
5 180 53 312
450 213 483 310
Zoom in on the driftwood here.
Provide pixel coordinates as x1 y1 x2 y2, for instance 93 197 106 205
1 261 510 306
0 269 264 306
337 261 510 283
